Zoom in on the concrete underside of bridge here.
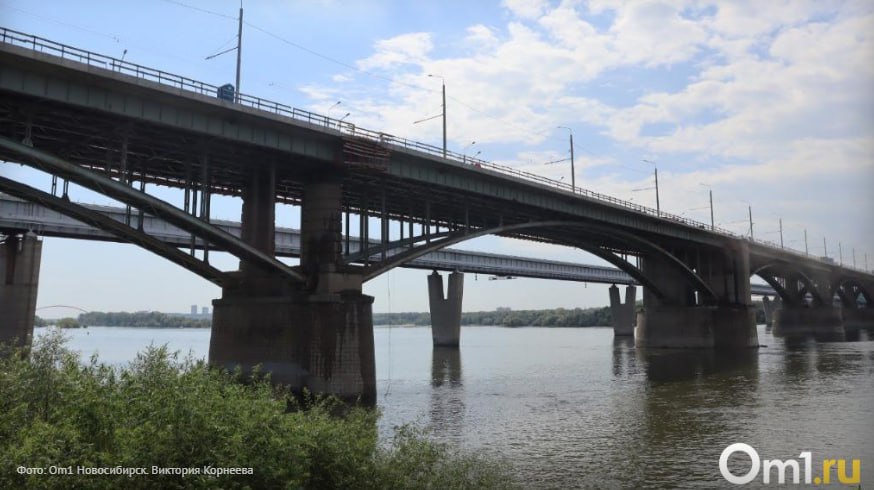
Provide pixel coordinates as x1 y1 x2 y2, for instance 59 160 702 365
208 173 376 404
0 233 41 349
634 241 759 349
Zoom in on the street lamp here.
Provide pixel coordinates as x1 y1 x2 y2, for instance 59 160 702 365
557 126 575 193
642 159 660 216
463 141 476 164
700 183 714 231
428 74 446 158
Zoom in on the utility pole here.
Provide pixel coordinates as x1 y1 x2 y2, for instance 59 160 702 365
235 3 243 103
441 80 446 158
748 205 753 239
779 218 783 248
839 242 843 265
558 127 575 193
804 229 808 256
823 237 827 257
642 160 659 216
569 132 575 193
852 248 856 268
709 189 714 231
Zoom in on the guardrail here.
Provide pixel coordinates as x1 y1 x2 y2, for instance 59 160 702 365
1 26 867 274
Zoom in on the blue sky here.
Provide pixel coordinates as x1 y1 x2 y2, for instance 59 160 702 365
1 0 872 315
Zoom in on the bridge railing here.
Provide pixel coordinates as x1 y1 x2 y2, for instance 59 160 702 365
2 27 865 273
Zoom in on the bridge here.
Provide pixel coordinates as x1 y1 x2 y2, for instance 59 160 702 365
2 28 872 403
0 193 779 329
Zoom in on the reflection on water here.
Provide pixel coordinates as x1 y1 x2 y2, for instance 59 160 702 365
41 325 874 488
430 347 464 441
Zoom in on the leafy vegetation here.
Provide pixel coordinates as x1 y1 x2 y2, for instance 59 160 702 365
55 317 83 329
76 311 210 328
376 302 767 326
0 331 518 489
375 305 616 327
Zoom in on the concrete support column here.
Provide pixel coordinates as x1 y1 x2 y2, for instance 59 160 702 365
762 295 782 327
0 233 42 349
211 176 376 404
636 242 757 349
210 291 375 404
239 166 276 275
609 284 636 336
843 308 874 330
772 305 844 339
428 271 463 347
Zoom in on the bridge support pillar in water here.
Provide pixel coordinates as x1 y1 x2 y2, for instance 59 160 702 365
635 305 758 348
762 295 781 327
635 241 758 349
609 284 636 336
428 271 464 347
772 305 844 339
842 308 874 330
209 171 376 404
0 233 41 349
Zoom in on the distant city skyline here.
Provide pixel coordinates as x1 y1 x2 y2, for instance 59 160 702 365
2 0 872 313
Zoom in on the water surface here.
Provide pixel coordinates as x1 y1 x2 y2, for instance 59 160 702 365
38 325 874 488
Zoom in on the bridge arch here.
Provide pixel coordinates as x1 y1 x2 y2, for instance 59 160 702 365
752 264 825 306
831 277 873 308
0 136 306 284
361 220 718 302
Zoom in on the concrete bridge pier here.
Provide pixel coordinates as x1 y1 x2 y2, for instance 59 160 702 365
428 271 464 347
842 308 874 330
0 233 42 349
772 306 844 339
635 242 758 349
210 172 376 404
762 295 782 327
609 284 636 336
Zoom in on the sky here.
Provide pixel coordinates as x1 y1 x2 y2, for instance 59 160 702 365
1 0 872 315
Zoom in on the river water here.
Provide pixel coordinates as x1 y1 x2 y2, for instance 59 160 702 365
35 324 874 488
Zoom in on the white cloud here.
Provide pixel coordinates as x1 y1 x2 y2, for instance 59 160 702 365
302 0 873 256
502 0 551 19
357 32 433 70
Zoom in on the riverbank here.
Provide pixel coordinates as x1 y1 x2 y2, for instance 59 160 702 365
1 330 518 489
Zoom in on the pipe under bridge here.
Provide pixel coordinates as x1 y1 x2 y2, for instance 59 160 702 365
2 28 872 403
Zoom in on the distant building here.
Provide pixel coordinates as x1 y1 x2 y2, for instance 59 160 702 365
496 307 512 312
201 306 209 315
190 305 197 315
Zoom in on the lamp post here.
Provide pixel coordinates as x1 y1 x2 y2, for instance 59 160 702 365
463 141 476 164
700 183 714 230
642 159 659 216
557 126 575 193
428 74 446 158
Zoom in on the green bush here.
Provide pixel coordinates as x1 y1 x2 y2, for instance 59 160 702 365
0 330 517 489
